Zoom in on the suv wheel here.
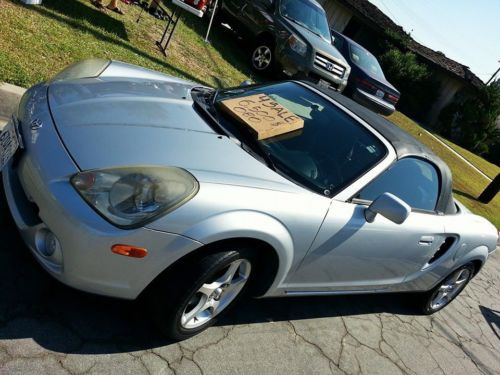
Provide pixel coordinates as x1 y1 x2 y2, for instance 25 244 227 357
419 263 475 314
251 43 274 73
149 247 255 340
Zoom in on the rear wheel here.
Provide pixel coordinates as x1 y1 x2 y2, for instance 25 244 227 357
149 246 255 340
419 263 475 314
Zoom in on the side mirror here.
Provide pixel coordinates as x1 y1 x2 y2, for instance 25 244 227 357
364 193 411 224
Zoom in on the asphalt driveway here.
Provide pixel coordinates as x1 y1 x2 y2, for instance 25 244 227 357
0 199 498 375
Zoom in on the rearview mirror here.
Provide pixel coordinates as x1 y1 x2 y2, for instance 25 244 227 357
364 193 410 224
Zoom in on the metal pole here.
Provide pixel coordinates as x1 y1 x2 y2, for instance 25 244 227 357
136 6 145 23
204 0 219 43
485 63 500 85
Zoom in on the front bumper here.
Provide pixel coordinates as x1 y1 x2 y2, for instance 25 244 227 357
351 88 396 116
278 48 348 92
3 157 202 299
3 85 202 299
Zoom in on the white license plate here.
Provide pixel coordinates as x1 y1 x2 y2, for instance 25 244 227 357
0 119 19 171
376 89 384 98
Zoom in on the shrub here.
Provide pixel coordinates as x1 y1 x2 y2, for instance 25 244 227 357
379 48 440 120
438 80 500 162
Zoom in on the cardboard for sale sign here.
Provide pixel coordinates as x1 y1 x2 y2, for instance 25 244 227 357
220 94 305 140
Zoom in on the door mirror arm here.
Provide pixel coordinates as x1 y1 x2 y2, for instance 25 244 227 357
364 193 411 224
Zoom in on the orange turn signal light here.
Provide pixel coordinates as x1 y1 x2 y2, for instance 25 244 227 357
111 244 148 258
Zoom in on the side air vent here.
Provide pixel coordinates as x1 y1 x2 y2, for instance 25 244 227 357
428 237 456 264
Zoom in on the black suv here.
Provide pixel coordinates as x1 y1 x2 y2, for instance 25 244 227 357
219 0 351 92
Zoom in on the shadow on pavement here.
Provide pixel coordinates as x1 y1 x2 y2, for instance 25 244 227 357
0 194 415 355
479 305 500 341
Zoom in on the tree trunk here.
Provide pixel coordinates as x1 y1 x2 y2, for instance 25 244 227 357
478 174 500 204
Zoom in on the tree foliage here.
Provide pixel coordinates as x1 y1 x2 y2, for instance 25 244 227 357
379 48 440 120
438 80 500 162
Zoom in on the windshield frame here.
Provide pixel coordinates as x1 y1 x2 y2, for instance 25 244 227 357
194 81 395 198
279 0 331 41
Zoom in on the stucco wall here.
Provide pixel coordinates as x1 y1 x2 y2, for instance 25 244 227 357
318 0 353 32
426 70 465 126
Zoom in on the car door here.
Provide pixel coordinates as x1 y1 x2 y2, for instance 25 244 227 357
237 0 276 35
288 157 448 291
222 0 247 18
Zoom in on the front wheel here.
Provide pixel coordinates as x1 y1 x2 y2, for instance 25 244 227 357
149 248 254 340
419 263 475 315
251 42 275 73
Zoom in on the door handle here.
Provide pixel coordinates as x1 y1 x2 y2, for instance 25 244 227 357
419 236 434 245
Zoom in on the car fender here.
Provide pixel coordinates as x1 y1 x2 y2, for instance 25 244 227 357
454 244 489 270
182 210 295 292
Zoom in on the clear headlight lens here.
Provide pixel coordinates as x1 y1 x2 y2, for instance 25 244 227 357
288 34 307 56
71 166 199 228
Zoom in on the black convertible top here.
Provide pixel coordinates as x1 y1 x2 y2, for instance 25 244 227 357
308 83 456 215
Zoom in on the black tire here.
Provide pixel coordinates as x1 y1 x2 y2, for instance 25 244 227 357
250 39 275 74
419 262 475 315
148 245 256 340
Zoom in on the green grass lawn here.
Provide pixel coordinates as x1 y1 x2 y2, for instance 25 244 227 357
0 0 258 88
434 134 499 180
1 0 498 227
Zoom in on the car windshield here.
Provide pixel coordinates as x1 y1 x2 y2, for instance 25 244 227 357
350 43 385 80
213 82 387 196
280 0 331 40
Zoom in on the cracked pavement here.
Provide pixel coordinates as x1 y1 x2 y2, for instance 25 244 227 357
0 210 498 375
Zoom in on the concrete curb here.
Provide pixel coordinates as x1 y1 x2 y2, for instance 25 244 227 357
0 82 26 130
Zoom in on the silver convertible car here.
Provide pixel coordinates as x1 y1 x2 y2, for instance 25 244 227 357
1 59 497 340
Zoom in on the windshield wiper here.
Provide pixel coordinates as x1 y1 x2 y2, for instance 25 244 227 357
193 88 277 171
234 130 277 172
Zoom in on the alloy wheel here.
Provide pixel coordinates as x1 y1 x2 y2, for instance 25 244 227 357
429 267 471 310
252 46 272 71
180 259 251 329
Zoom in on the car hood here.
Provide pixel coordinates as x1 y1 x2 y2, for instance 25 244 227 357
286 20 348 65
47 75 299 192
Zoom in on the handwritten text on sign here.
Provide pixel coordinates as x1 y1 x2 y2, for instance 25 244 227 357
220 94 304 140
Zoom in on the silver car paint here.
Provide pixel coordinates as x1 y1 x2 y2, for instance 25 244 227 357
3 60 498 301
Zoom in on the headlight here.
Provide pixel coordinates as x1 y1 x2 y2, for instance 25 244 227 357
288 34 307 56
51 58 110 82
71 166 199 228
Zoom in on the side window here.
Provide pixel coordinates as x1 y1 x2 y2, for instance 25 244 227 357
355 158 440 211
